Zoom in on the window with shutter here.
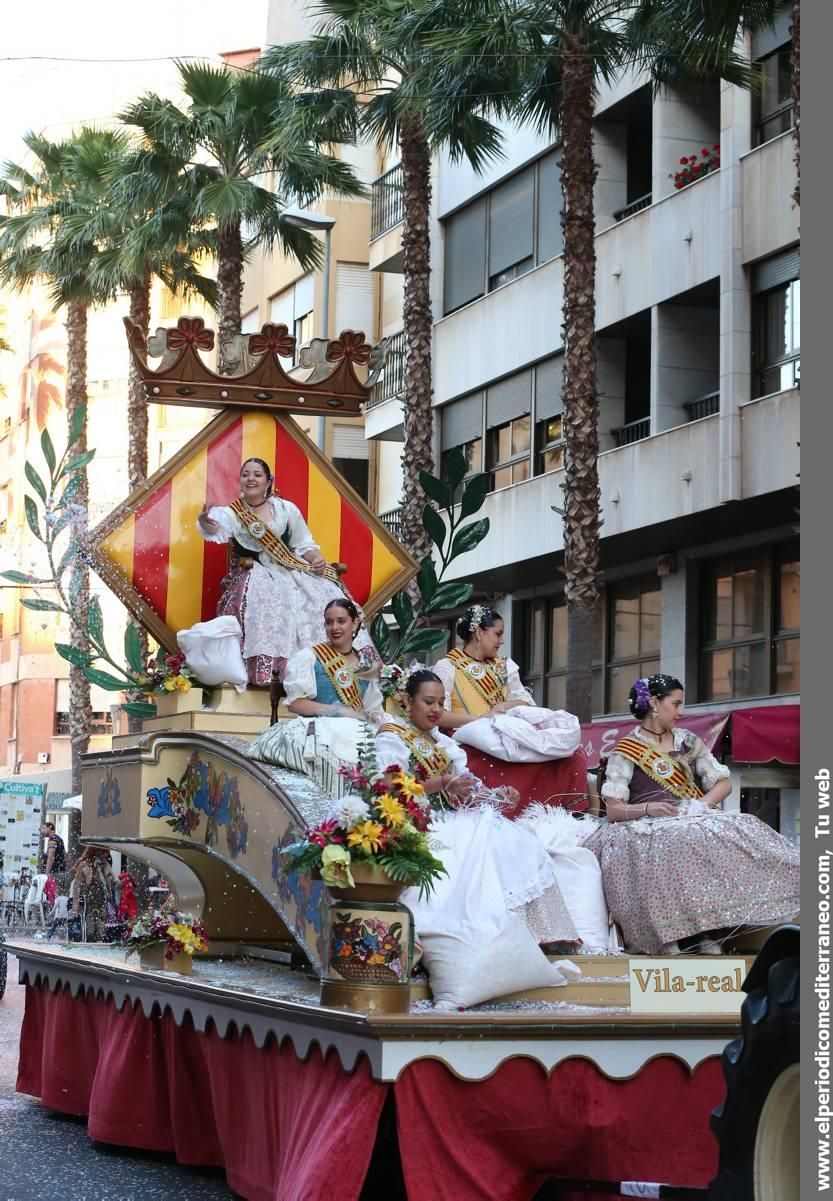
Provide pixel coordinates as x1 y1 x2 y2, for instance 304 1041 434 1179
488 168 534 287
443 198 487 314
537 152 563 264
335 263 374 340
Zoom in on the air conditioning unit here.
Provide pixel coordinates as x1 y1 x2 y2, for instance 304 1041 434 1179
37 752 50 765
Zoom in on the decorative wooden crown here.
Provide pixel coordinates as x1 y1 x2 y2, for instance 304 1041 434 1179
124 316 390 416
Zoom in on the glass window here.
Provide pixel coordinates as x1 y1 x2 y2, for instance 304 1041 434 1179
755 278 800 396
536 416 564 475
605 578 661 712
754 47 794 145
487 416 531 490
488 168 534 285
537 152 563 264
700 543 799 700
443 198 487 314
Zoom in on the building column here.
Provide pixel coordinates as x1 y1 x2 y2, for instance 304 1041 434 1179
659 565 687 683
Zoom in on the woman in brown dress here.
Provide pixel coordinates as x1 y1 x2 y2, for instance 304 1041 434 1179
589 674 800 955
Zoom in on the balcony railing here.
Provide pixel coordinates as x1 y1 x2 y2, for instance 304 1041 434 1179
371 164 404 240
367 329 405 409
612 417 651 447
613 193 652 222
685 391 720 421
379 507 403 540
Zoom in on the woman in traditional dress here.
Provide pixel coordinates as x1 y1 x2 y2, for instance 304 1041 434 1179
246 599 383 782
69 848 116 943
432 605 585 811
375 670 580 952
197 457 375 684
590 674 800 955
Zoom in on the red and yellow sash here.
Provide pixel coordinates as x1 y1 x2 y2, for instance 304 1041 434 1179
613 737 703 802
311 643 364 710
377 723 451 776
446 649 507 714
231 499 342 586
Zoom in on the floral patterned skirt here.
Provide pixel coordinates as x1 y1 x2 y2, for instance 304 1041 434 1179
217 561 375 686
586 811 800 953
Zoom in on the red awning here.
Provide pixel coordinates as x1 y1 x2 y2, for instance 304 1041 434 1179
730 704 800 765
580 712 730 770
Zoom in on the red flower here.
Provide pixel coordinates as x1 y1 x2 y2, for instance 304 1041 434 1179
713 143 720 150
679 156 688 164
701 147 709 156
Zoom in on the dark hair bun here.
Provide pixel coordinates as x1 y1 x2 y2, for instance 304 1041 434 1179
404 669 442 698
456 605 502 642
628 673 684 718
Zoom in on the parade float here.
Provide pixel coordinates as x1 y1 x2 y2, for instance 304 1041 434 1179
6 317 791 1201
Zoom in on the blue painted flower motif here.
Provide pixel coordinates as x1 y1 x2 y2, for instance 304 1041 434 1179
146 786 176 818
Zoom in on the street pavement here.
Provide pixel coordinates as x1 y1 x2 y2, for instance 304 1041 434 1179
0 954 238 1200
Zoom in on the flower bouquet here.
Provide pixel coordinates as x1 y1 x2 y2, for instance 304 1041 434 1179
124 902 207 973
670 145 720 189
283 742 446 899
137 651 199 696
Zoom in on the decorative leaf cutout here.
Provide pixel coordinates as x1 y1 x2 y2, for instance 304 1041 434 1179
400 627 448 655
425 582 472 613
422 504 446 552
20 597 62 612
0 570 51 585
40 428 56 475
371 613 391 660
82 667 128 691
68 404 86 450
24 461 47 503
87 596 104 647
450 517 490 560
459 473 489 519
124 623 144 674
24 495 42 541
418 470 451 509
60 450 95 477
443 446 467 490
121 701 157 718
55 642 93 667
416 555 438 606
391 591 413 633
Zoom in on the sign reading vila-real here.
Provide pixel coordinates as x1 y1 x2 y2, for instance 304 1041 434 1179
628 958 747 1016
0 780 46 874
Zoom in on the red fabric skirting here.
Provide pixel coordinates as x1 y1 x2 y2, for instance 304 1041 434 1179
18 982 723 1200
464 746 590 815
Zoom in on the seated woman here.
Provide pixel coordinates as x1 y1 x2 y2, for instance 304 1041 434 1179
198 457 376 685
375 670 581 953
246 599 383 782
589 674 800 955
432 605 586 812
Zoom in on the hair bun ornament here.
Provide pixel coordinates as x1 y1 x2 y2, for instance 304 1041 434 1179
632 677 652 710
467 604 490 631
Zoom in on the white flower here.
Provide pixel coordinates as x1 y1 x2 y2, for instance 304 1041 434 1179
327 795 371 830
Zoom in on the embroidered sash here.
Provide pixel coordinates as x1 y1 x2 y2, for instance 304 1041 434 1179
446 649 508 714
230 499 342 586
311 643 364 710
613 737 703 802
377 723 451 776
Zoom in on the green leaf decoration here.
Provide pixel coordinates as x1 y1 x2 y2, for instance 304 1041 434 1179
400 627 448 656
24 461 47 503
391 590 413 633
68 404 86 450
87 595 104 647
418 470 452 509
371 613 391 660
459 473 489 519
40 428 56 475
121 701 157 718
20 597 63 612
124 623 144 674
417 555 438 606
82 667 128 691
443 446 467 491
56 542 78 580
24 495 42 541
60 450 95 477
55 474 82 508
422 504 446 552
450 517 490 561
0 570 51 585
69 567 84 606
425 581 473 613
55 642 93 667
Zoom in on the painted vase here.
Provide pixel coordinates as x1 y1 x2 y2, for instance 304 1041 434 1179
137 943 194 975
320 864 414 1015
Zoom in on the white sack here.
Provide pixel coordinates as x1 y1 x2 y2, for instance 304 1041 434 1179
453 705 581 763
177 616 248 689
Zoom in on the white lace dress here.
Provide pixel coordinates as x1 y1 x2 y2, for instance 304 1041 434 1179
374 723 578 947
198 497 375 684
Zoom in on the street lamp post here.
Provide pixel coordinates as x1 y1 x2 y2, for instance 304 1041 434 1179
283 208 337 452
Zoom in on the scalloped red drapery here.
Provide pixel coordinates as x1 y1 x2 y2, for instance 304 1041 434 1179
17 981 724 1201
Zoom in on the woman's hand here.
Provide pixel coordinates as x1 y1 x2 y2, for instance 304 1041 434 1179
645 801 678 818
303 549 327 575
198 508 220 535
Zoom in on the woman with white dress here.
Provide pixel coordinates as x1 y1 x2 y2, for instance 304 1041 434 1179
589 674 800 955
197 457 375 684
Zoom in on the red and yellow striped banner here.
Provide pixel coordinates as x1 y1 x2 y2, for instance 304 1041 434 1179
96 410 415 645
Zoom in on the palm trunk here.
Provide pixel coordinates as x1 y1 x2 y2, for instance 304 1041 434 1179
560 39 601 725
65 299 93 793
217 220 244 376
791 0 799 206
398 112 435 567
126 274 151 733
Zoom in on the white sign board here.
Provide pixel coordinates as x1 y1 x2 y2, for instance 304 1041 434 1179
0 780 46 874
629 958 747 1016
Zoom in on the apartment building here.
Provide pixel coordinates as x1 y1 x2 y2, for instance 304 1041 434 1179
363 8 800 836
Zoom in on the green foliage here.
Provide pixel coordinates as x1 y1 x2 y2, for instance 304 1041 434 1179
378 461 490 664
124 623 145 674
121 701 157 719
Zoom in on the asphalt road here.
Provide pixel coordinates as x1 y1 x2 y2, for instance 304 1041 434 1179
0 953 238 1201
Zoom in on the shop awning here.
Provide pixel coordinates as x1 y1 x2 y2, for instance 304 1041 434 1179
730 704 800 765
580 712 730 770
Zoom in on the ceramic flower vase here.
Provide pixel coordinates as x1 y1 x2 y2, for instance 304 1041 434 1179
320 864 414 1015
137 943 193 975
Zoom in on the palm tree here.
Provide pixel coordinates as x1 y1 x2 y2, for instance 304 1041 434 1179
262 3 504 563
120 60 364 372
0 128 115 788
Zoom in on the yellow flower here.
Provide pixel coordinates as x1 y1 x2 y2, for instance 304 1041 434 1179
347 820 385 853
320 844 354 888
375 793 407 828
163 678 177 692
173 674 192 692
167 923 208 955
389 770 425 799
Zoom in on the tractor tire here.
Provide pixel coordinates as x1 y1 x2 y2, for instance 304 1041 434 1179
709 927 799 1201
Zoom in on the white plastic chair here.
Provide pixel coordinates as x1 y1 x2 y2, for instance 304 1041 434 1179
23 874 48 926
